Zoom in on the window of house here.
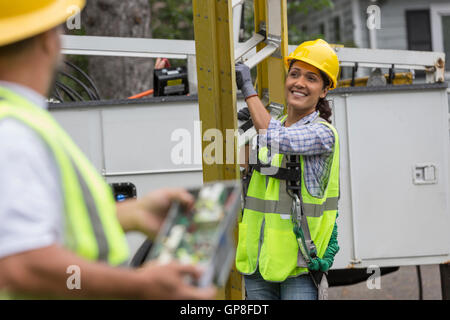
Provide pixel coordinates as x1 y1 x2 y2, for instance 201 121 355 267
406 10 432 51
333 16 342 43
301 25 308 35
319 23 326 38
431 4 450 73
441 15 450 71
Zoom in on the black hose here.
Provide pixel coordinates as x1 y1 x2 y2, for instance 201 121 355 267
49 60 101 102
55 82 76 101
58 70 97 101
64 60 102 100
51 87 64 102
55 81 84 102
417 265 423 300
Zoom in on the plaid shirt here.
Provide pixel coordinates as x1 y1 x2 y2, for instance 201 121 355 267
258 111 335 198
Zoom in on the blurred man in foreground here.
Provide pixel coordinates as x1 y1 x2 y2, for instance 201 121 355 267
0 0 215 300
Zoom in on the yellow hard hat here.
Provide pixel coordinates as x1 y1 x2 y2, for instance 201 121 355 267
285 39 340 90
0 0 86 47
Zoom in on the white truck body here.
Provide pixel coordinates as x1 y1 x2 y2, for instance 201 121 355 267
50 81 450 270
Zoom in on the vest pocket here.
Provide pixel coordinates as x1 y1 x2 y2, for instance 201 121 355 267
259 227 298 282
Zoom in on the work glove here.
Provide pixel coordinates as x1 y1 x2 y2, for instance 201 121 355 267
235 62 257 100
237 107 251 121
308 257 331 272
308 216 340 273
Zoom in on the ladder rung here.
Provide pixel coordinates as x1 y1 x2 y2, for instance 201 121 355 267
234 33 265 61
232 0 245 8
243 43 278 69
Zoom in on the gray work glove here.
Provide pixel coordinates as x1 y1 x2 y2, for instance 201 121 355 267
237 107 251 121
235 62 257 99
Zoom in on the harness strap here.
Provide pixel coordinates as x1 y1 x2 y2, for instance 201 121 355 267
247 114 331 275
244 195 338 217
251 163 301 181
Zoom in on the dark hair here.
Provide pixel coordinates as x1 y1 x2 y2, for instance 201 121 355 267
288 60 333 123
317 70 332 124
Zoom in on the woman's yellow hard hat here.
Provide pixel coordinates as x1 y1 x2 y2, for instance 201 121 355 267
0 0 86 47
285 39 340 90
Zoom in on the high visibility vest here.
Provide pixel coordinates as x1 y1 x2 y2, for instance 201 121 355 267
0 86 129 268
235 115 339 282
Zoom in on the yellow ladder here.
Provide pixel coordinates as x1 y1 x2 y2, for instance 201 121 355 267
192 0 288 299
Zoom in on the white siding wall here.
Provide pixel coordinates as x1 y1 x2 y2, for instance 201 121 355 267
290 0 354 45
358 0 450 50
291 0 450 80
293 0 450 50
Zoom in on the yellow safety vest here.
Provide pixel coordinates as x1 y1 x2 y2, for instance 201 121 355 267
0 87 129 298
235 116 340 282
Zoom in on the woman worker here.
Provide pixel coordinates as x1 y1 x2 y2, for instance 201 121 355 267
235 39 341 300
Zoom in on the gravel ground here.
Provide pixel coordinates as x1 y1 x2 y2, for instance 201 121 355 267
328 264 443 300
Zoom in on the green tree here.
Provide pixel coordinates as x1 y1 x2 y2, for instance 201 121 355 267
150 0 334 44
61 0 153 100
150 0 194 39
240 0 334 44
287 0 334 44
288 0 334 15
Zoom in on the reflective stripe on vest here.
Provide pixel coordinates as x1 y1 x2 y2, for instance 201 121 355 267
244 196 338 217
0 86 129 267
236 114 339 282
71 161 110 261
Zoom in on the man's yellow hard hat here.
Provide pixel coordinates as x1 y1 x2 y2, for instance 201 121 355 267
285 39 340 90
0 0 86 47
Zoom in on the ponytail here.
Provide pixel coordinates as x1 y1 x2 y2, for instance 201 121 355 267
317 70 332 124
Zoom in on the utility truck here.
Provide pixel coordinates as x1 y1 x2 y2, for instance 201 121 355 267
52 0 450 299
